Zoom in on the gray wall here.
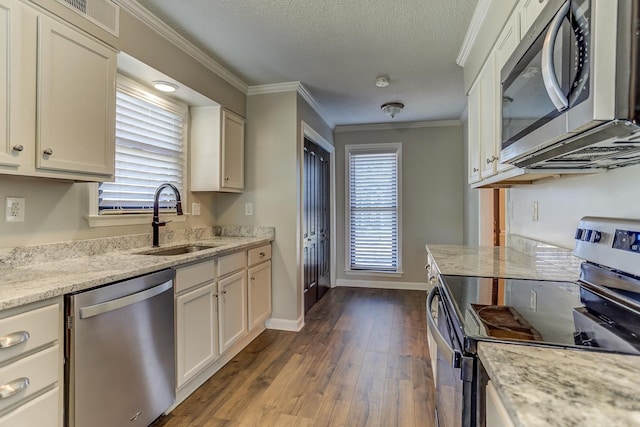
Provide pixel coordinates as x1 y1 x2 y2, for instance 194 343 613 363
462 117 480 245
334 125 464 284
215 91 333 324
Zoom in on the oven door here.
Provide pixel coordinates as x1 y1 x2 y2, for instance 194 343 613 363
426 287 475 427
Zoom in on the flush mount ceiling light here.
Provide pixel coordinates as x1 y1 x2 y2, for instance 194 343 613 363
381 102 404 119
152 80 178 93
375 76 390 88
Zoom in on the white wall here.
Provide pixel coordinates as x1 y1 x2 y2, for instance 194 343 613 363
334 124 465 284
508 164 640 249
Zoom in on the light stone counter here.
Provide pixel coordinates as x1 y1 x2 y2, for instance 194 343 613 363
0 226 274 311
479 342 640 427
426 244 580 281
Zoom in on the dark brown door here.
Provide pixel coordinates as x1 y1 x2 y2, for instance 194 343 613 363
304 138 330 314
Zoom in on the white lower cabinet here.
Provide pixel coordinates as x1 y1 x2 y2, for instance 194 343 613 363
175 282 218 388
0 298 62 427
248 260 271 331
486 380 515 427
218 270 248 353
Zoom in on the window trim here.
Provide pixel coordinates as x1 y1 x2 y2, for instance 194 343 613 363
344 143 403 276
86 74 188 227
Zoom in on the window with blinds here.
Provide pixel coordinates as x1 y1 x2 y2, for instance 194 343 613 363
98 76 187 213
346 144 402 272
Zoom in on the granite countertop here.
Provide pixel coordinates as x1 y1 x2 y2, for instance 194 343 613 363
426 244 580 282
426 240 640 426
0 226 273 311
479 342 640 427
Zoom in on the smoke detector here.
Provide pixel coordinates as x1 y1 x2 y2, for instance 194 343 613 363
375 76 390 88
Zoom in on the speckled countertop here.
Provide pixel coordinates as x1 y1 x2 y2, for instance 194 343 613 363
479 343 640 427
0 226 274 311
426 239 640 427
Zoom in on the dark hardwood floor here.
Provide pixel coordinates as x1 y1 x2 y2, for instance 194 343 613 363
153 287 436 427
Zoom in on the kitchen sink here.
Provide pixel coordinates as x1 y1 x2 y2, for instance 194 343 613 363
137 244 222 256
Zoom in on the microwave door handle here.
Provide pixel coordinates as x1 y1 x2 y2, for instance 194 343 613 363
541 0 570 112
426 286 462 369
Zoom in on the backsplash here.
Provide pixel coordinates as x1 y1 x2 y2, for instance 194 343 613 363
0 226 275 268
507 234 583 275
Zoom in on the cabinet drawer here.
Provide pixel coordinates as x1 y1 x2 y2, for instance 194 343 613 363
217 251 246 277
0 304 59 363
0 345 58 412
0 386 59 427
248 244 271 266
175 259 216 294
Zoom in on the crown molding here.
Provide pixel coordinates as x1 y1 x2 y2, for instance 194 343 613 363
248 82 334 129
334 119 461 133
116 0 248 94
456 0 491 67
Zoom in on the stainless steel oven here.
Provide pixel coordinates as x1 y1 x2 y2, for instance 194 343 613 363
427 217 640 426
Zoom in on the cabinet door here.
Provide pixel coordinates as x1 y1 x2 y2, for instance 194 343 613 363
218 270 248 353
480 53 498 179
220 109 244 191
0 0 25 168
520 0 547 38
36 16 115 178
0 386 59 427
248 260 271 331
175 282 218 388
467 81 482 184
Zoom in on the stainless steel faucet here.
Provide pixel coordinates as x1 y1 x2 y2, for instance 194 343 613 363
152 183 184 247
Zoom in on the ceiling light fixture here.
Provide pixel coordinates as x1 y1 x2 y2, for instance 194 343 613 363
152 80 178 93
375 76 390 88
381 102 404 119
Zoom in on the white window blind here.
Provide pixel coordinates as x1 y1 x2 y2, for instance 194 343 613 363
99 79 186 213
347 145 401 272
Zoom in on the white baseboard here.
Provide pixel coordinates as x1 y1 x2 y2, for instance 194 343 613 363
336 279 428 291
265 315 305 332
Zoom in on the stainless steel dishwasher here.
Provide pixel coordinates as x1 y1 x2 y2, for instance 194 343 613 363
64 269 175 427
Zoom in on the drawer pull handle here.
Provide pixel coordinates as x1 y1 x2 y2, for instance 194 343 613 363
259 252 266 257
0 331 30 348
0 377 29 399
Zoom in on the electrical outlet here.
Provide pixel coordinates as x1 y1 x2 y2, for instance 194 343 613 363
532 201 539 222
245 202 253 216
530 290 537 311
6 197 25 222
192 203 201 216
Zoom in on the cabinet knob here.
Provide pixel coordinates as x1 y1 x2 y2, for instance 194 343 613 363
251 276 255 281
222 290 227 295
43 148 53 156
486 156 498 164
12 145 23 152
473 167 479 172
224 177 229 181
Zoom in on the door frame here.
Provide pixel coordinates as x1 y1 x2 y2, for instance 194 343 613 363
298 121 336 318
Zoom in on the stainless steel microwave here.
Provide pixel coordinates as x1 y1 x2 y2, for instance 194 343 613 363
500 0 640 170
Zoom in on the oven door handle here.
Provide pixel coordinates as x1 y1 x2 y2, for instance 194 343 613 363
426 286 462 369
541 0 570 112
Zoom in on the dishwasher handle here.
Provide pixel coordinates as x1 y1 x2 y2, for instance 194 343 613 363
79 280 172 319
426 286 462 369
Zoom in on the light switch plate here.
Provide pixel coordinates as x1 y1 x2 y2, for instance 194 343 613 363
245 202 253 216
192 203 201 216
6 197 25 222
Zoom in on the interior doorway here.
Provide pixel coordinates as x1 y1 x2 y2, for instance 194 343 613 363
303 137 331 314
479 188 507 246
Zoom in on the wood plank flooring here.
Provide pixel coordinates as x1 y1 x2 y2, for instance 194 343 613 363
153 287 436 427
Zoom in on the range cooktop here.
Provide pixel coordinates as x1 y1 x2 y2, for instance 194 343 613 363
439 274 640 354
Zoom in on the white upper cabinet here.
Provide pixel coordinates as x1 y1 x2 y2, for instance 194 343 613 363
479 52 499 179
191 106 245 193
520 0 548 38
467 80 482 184
0 0 116 181
36 15 116 177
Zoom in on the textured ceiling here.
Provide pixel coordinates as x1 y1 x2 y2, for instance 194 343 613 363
135 0 477 126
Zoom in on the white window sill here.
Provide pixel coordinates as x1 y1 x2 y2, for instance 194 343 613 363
345 269 404 278
85 213 187 228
